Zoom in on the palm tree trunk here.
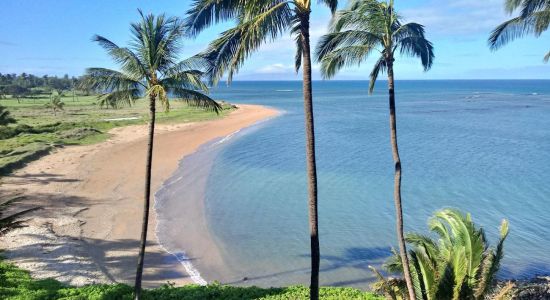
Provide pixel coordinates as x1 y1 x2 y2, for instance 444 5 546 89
134 94 156 300
300 12 321 300
387 60 416 300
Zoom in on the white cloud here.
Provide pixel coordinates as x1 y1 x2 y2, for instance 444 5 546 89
401 0 509 35
256 63 295 74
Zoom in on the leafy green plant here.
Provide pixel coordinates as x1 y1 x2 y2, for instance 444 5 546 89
44 90 65 116
371 209 509 300
0 259 383 300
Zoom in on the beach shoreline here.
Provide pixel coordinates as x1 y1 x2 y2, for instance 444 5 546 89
0 104 279 287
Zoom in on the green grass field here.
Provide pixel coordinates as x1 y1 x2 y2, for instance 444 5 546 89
0 260 383 300
0 93 234 175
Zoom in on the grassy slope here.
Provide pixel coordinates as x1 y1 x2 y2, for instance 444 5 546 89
0 94 233 175
0 260 383 300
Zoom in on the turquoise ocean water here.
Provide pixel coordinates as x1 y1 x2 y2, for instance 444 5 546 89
156 80 550 288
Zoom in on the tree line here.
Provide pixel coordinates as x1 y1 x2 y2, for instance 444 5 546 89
0 73 91 99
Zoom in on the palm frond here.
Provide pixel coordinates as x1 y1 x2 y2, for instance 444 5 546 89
435 262 455 300
489 11 550 50
316 30 382 61
392 22 426 42
369 55 387 94
397 37 434 71
384 248 405 273
82 68 144 91
369 265 403 300
161 69 209 92
319 45 377 79
475 219 509 298
330 3 386 33
147 84 169 112
294 34 303 72
171 87 221 113
318 0 338 14
406 233 438 258
92 35 147 79
516 0 549 17
409 251 429 300
290 15 303 72
200 1 292 84
97 89 141 109
130 11 185 74
184 0 244 36
163 55 211 78
544 50 550 62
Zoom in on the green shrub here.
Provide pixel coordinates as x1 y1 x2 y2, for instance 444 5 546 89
0 260 383 300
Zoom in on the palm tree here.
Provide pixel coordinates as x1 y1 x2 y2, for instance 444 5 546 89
82 10 220 300
315 1 434 298
371 209 509 300
489 0 550 61
0 105 16 126
45 90 65 116
185 1 337 298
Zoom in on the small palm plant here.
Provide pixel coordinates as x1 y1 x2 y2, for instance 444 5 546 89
45 90 65 116
371 209 509 300
489 0 550 61
0 105 16 126
316 1 434 298
1 195 40 236
82 10 220 300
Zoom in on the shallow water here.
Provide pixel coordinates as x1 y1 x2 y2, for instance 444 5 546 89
157 80 550 289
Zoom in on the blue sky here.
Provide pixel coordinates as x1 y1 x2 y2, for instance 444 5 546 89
0 0 548 80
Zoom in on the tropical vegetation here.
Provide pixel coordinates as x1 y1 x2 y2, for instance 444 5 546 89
316 0 434 298
489 0 550 61
0 105 16 126
44 90 65 116
184 0 338 299
371 209 509 300
0 259 383 300
81 10 221 299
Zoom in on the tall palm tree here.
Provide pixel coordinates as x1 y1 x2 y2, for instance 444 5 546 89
372 209 509 300
316 0 433 298
82 11 220 300
489 0 550 61
185 1 337 299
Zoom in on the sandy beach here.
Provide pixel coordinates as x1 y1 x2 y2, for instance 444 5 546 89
0 104 279 287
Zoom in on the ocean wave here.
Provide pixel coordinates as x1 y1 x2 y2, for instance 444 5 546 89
216 130 241 145
157 243 208 285
275 89 294 92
